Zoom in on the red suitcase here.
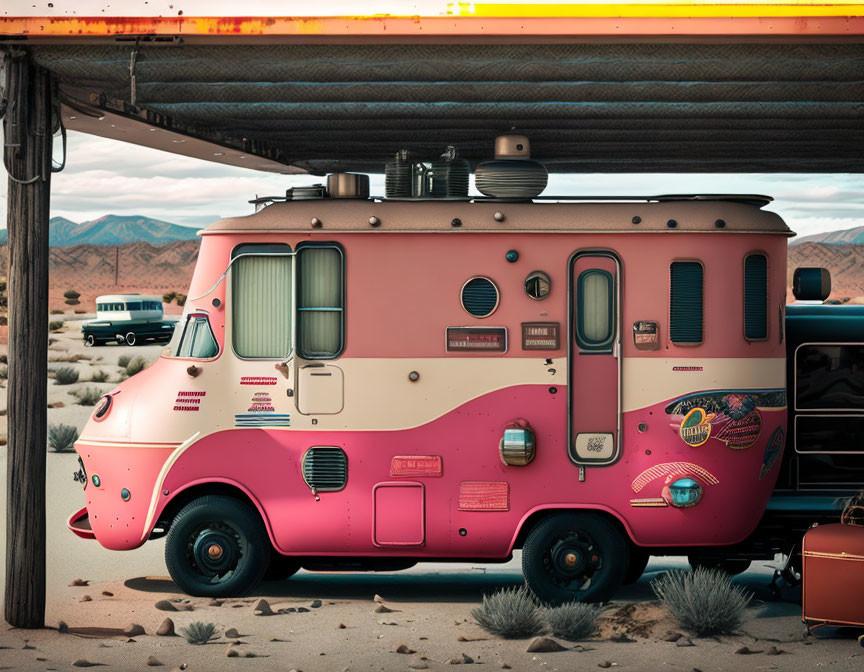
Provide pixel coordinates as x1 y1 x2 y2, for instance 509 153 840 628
802 511 864 630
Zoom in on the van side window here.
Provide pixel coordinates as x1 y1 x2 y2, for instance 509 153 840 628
176 313 219 359
297 245 344 359
744 253 768 340
576 269 615 352
670 261 703 344
232 253 293 358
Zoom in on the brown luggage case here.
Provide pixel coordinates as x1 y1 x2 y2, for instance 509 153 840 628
802 521 864 629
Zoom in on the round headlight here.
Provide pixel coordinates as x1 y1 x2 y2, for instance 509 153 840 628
667 478 703 508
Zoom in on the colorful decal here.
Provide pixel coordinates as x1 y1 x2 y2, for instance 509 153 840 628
458 481 509 511
240 376 278 386
446 327 507 353
679 408 714 447
759 427 785 480
631 462 719 493
665 389 786 417
234 414 291 427
390 455 443 478
173 390 205 412
629 497 668 508
521 322 560 350
247 392 275 413
714 410 762 450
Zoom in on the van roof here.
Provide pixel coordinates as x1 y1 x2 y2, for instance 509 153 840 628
203 196 793 236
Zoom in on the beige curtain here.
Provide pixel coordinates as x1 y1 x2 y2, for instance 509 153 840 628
232 255 292 358
298 247 342 358
582 271 611 343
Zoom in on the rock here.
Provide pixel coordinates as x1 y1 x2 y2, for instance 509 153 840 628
147 656 164 666
245 652 257 658
526 637 567 653
444 659 463 665
285 607 297 613
68 578 89 587
766 646 788 655
609 632 636 643
461 653 475 664
126 639 136 643
338 623 346 629
72 661 99 668
374 604 393 613
310 599 323 608
297 607 310 613
123 624 146 637
373 594 385 603
226 647 239 658
80 595 92 602
57 621 69 633
155 600 178 612
734 646 762 655
225 628 240 639
253 599 275 616
662 631 683 642
395 644 416 654
269 637 285 642
676 638 694 647
208 599 223 607
102 591 114 597
156 618 176 636
409 663 430 670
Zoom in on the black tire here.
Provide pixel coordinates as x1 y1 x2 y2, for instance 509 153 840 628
623 549 650 585
84 334 96 347
125 332 136 346
263 551 301 582
522 513 629 605
165 495 270 597
688 557 752 576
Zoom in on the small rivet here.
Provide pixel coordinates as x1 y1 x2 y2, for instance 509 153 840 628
549 387 558 394
638 422 648 433
187 365 200 378
121 488 131 502
408 371 420 382
632 216 641 224
369 216 380 227
211 298 222 308
645 449 652 456
311 418 318 425
451 218 462 228
311 217 322 228
162 489 169 496
506 250 519 263
715 219 726 229
667 219 677 228
92 475 101 487
493 211 505 222
459 528 468 537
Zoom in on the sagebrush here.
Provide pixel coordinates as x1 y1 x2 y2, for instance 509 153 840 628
471 585 547 639
48 320 64 332
53 366 79 385
651 568 751 636
48 423 79 452
117 354 131 368
91 370 109 383
544 601 600 641
180 621 219 645
125 356 147 376
73 387 103 406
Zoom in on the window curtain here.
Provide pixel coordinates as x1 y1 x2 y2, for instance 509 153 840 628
298 247 342 358
232 255 292 358
582 271 611 343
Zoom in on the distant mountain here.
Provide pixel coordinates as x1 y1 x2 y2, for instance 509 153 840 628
788 242 864 301
790 225 864 246
0 214 200 247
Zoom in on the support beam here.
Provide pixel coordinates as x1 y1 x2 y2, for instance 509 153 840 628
3 49 51 629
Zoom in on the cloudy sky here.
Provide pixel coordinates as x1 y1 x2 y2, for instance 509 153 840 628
0 130 862 239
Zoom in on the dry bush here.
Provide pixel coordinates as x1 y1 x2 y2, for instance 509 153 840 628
125 356 147 377
48 423 79 452
471 585 547 639
91 370 109 383
162 291 176 303
544 601 600 642
73 387 102 406
180 622 219 645
53 366 79 385
651 568 751 636
48 320 64 332
50 309 64 315
117 354 131 368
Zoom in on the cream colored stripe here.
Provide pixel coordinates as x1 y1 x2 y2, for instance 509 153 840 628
140 432 200 542
622 357 786 413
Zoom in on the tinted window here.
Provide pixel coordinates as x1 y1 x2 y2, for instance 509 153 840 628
576 269 615 352
670 262 703 344
126 302 142 311
796 344 864 409
297 246 344 359
744 254 768 340
176 315 218 359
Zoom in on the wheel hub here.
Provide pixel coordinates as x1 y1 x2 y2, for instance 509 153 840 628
192 528 239 574
551 539 589 576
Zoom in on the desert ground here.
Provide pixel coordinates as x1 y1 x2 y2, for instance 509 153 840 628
0 318 862 672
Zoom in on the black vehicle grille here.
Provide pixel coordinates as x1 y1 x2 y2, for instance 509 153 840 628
302 447 347 492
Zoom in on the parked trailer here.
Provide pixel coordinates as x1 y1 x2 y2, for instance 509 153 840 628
68 189 795 602
82 294 176 346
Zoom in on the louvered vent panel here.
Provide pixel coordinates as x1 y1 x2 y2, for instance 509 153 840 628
461 277 499 317
302 446 347 492
744 254 768 340
670 262 704 344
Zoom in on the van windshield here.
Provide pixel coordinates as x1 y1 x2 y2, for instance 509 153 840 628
173 314 219 359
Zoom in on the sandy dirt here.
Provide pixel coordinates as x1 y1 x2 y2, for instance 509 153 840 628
1 325 863 672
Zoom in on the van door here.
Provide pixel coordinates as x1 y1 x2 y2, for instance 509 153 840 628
569 252 622 467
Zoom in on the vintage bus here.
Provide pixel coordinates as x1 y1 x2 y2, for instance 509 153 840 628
68 144 796 602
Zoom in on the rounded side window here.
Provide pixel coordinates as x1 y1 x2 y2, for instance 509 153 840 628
525 271 551 300
460 277 499 318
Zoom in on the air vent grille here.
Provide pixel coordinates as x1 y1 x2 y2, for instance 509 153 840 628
461 277 499 318
302 446 347 492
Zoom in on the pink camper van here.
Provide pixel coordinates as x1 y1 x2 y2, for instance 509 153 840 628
68 151 790 603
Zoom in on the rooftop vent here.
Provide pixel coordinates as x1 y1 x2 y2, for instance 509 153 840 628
475 134 548 200
327 172 370 199
430 146 470 199
288 184 328 200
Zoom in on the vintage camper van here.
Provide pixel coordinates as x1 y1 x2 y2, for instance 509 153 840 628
68 196 793 601
82 294 175 346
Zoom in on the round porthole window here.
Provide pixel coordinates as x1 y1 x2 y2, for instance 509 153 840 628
461 277 500 318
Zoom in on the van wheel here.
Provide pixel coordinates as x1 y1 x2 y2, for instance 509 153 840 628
125 332 136 346
84 334 96 347
165 496 270 597
688 557 751 576
623 549 650 585
263 551 301 581
522 513 628 605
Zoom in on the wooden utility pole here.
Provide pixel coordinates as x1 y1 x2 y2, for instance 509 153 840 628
3 49 51 628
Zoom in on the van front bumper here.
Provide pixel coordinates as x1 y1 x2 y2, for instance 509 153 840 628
67 506 96 540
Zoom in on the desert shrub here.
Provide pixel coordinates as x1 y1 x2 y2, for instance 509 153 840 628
125 356 147 376
471 585 547 639
48 320 64 332
53 366 79 385
73 387 103 406
50 309 64 315
651 568 751 636
0 367 6 380
0 354 6 364
117 354 132 368
544 601 600 642
162 291 176 303
91 370 109 383
180 622 219 645
48 423 79 453
175 293 187 307
74 310 86 314
0 316 6 326
63 289 81 300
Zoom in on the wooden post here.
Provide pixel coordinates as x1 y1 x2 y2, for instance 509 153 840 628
3 49 52 628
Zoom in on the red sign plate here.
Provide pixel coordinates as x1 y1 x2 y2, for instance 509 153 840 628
390 455 443 478
446 327 507 353
459 481 510 511
521 322 560 350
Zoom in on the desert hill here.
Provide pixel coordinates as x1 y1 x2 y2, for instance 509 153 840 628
787 242 864 302
0 214 201 247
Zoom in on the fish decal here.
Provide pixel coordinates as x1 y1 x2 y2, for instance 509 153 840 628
759 427 784 480
714 410 762 450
